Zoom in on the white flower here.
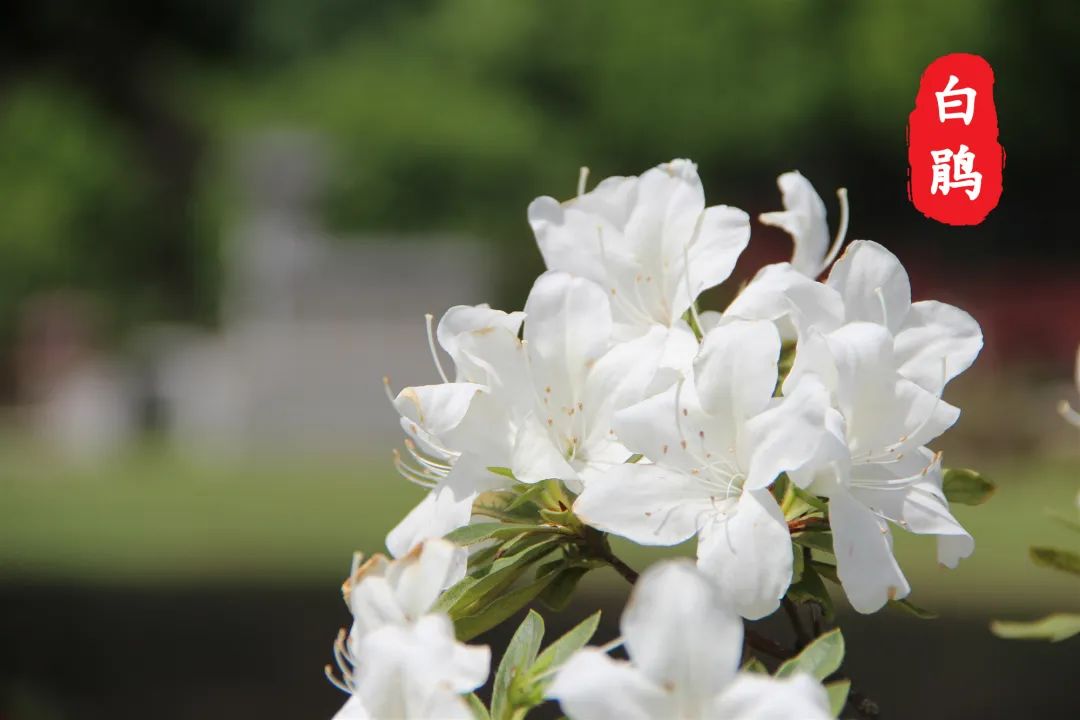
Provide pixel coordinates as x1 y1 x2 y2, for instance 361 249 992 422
726 237 982 395
784 323 974 613
330 539 490 720
573 320 830 618
333 615 489 720
342 538 463 639
386 304 527 559
1058 345 1080 428
759 170 846 279
528 159 750 331
547 560 832 720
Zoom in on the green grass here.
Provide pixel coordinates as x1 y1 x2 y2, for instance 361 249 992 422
1 440 1078 611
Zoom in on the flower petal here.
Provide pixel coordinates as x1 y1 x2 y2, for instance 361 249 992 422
437 304 528 391
511 411 577 485
722 262 844 341
759 171 831 278
826 240 911 334
387 539 462 621
574 463 714 546
547 649 672 720
394 383 486 440
696 489 793 620
694 320 781 422
894 300 983 392
712 672 832 720
622 560 743 703
739 375 831 490
829 489 911 613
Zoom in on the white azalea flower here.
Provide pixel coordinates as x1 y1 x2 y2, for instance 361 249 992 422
329 539 490 720
785 323 974 613
332 615 489 720
528 159 750 332
825 240 982 394
573 320 830 618
759 170 847 279
547 560 832 720
386 304 527 559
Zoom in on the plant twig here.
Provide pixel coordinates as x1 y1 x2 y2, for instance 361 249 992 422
783 597 811 651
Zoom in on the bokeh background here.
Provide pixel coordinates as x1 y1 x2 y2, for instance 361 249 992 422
1 1 1078 718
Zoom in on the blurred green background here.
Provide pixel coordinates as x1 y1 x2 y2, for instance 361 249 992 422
1 1 1078 718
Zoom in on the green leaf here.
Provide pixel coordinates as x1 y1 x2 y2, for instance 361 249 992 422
492 610 545 720
1030 546 1080 577
467 693 491 720
825 679 851 717
455 572 559 642
435 538 560 616
888 598 938 620
741 656 769 674
530 610 602 685
991 613 1080 642
942 468 995 505
505 482 550 512
791 543 805 583
792 485 828 512
487 466 517 480
775 628 844 682
445 522 558 547
538 566 590 612
786 561 834 621
793 530 834 556
809 560 839 585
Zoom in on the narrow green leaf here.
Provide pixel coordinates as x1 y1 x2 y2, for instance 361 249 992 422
791 543 805 584
809 560 839 585
775 628 844 681
793 530 834 556
825 679 851 717
538 566 590 612
505 482 550 512
792 485 828 512
492 610 545 720
435 538 560 616
531 610 602 684
467 693 491 720
991 613 1080 642
487 466 517 480
741 656 769 674
455 572 559 642
942 468 995 505
888 598 938 620
445 522 556 547
1030 546 1080 577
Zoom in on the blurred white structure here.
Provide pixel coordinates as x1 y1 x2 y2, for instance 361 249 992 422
154 132 498 455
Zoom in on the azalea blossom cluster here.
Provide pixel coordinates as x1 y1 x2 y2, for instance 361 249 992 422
328 160 984 719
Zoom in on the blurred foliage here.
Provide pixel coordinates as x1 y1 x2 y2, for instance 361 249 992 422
0 0 1076 354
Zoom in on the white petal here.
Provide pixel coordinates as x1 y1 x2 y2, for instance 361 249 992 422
826 240 912 334
722 262 844 340
573 463 714 546
894 300 983 392
678 204 750 318
828 489 910 613
760 171 831 278
394 383 486 439
547 649 672 720
524 271 613 421
694 320 781 421
346 557 405 640
696 490 793 620
385 485 473 566
739 375 831 490
712 672 832 720
436 304 528 392
387 539 463 621
613 385 700 474
511 411 577 484
622 560 742 703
